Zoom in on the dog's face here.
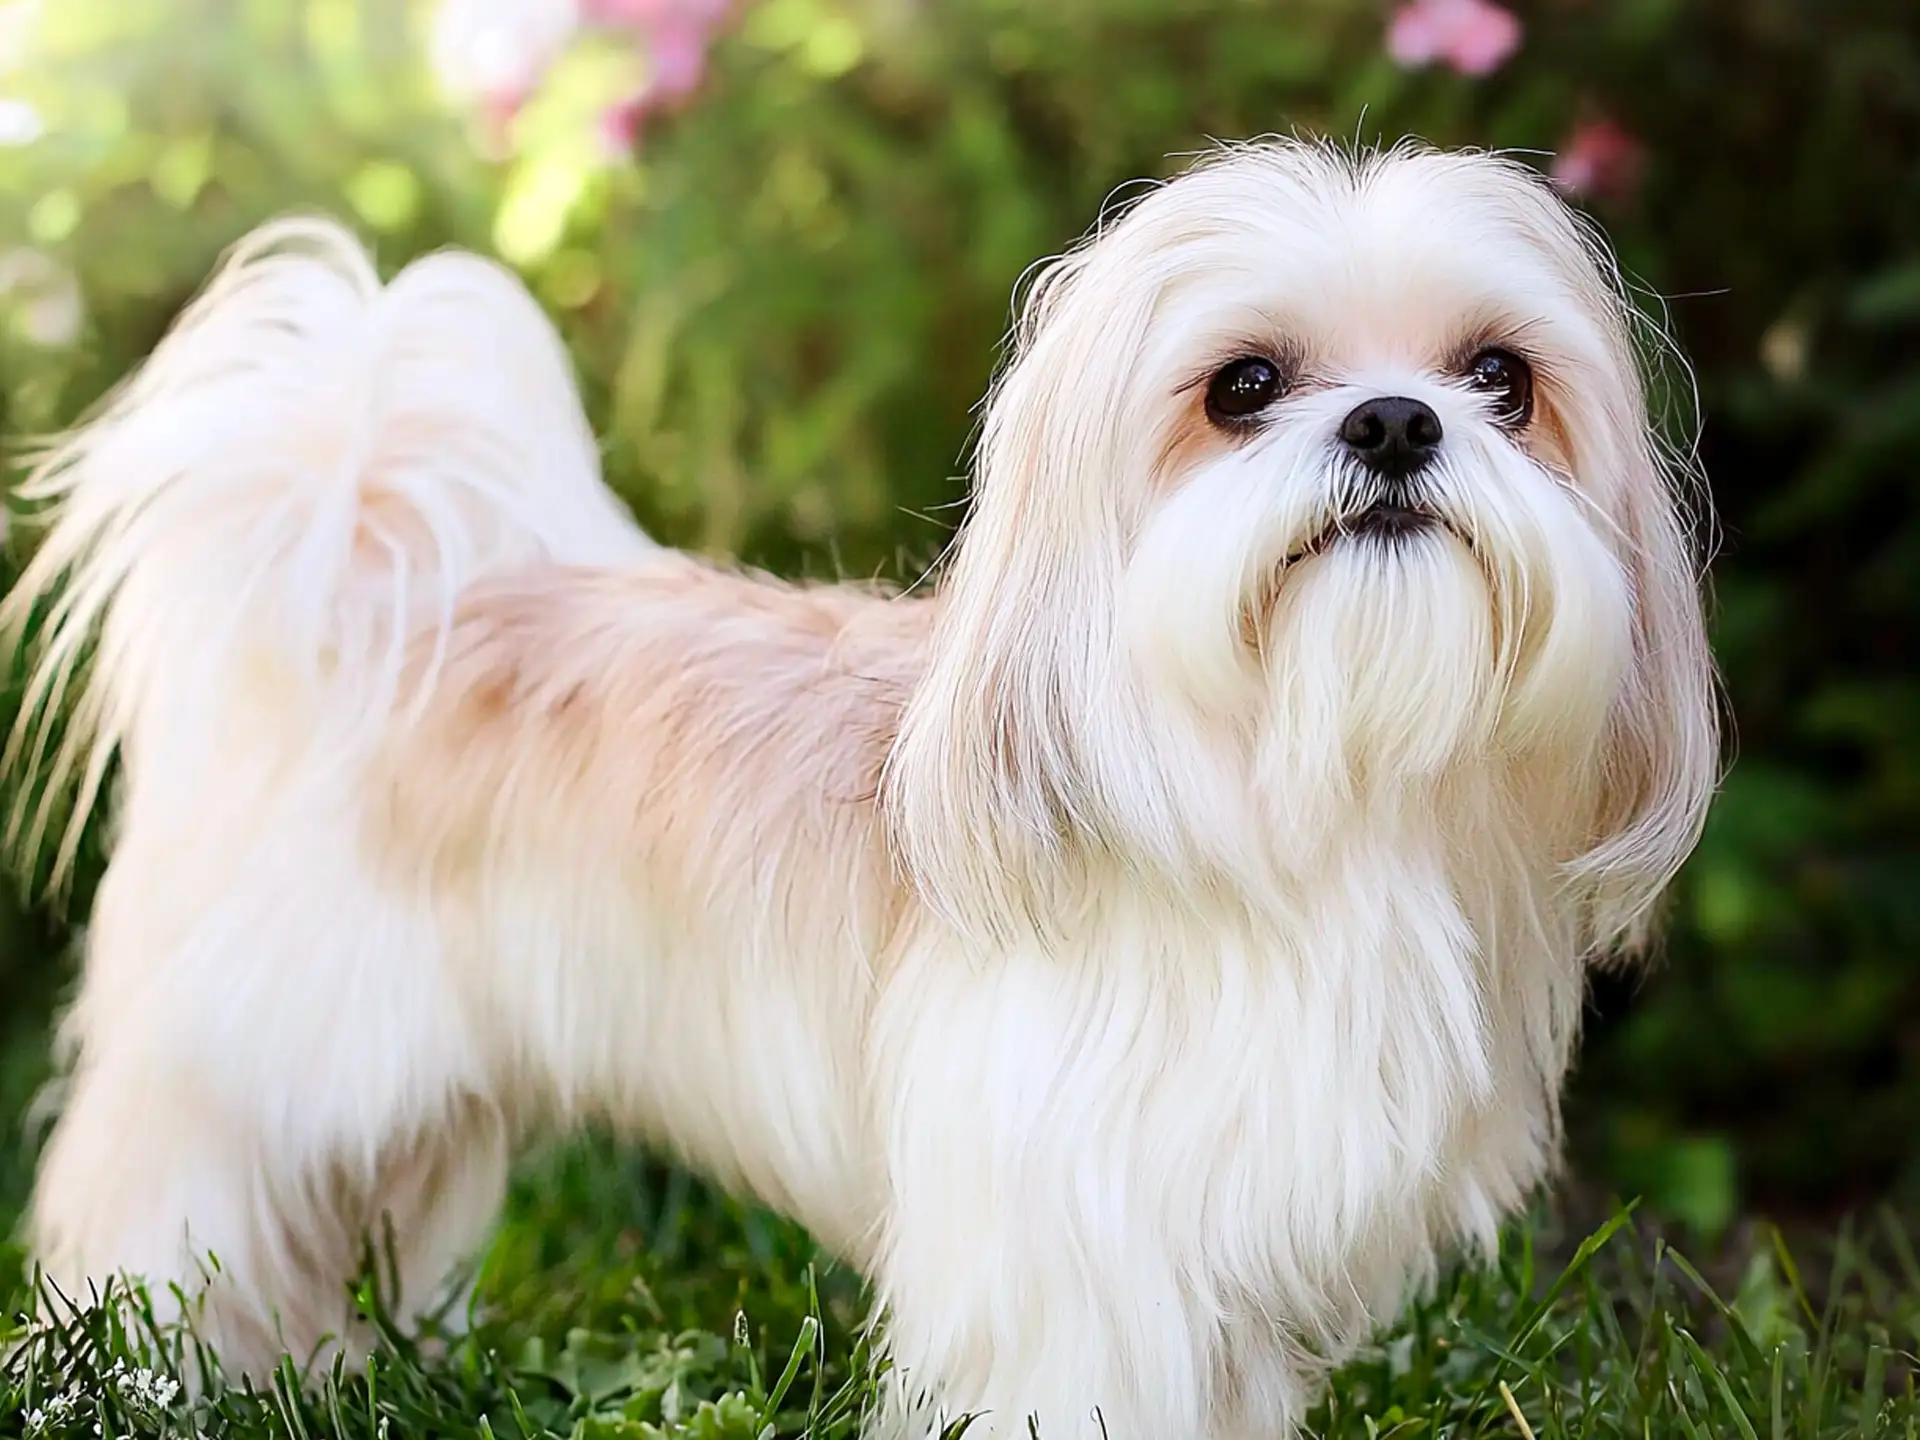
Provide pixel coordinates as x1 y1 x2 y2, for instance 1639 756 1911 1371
889 143 1717 946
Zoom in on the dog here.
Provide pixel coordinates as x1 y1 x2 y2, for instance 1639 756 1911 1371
5 138 1717 1437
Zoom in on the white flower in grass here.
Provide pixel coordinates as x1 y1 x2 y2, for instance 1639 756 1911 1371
107 1357 183 1422
24 1387 80 1436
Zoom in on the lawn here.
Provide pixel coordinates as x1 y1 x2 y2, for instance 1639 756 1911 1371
0 966 1915 1440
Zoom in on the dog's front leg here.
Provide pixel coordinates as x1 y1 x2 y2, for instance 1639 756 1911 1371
863 953 1249 1440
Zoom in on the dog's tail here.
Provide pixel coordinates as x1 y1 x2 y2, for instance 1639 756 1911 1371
2 215 652 886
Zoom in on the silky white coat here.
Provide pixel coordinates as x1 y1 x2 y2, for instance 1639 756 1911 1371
7 140 1718 1438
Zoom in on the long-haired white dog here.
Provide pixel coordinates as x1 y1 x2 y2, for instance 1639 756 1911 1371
6 139 1717 1437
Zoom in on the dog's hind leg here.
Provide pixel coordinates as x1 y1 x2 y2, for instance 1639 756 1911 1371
25 819 510 1382
1 213 640 1381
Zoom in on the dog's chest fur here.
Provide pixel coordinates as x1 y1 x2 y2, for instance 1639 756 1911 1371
870 812 1581 1431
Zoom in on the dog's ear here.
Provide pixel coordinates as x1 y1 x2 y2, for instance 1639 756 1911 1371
1477 163 1722 958
881 580 1085 947
881 250 1147 945
1566 324 1721 958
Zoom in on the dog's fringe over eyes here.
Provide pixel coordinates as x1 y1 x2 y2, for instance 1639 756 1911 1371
1 137 1716 1440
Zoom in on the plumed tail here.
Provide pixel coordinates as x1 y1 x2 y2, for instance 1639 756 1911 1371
2 215 652 887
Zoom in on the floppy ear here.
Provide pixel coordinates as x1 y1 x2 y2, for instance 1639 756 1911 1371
1567 312 1722 955
1480 158 1722 955
881 248 1152 944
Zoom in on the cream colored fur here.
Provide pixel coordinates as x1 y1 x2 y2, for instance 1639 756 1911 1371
5 142 1717 1438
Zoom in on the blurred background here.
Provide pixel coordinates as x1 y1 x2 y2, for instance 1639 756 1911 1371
0 0 1913 1244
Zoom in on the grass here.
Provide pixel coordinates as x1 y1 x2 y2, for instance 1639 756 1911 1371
0 977 1917 1438
2 1152 1918 1439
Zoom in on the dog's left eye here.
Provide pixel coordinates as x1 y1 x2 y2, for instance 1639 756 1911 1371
1464 347 1535 428
1205 356 1287 425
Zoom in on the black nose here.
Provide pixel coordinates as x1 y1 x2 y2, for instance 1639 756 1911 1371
1339 396 1444 480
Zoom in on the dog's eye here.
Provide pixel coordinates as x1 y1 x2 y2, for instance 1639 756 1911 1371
1205 356 1287 425
1464 347 1535 428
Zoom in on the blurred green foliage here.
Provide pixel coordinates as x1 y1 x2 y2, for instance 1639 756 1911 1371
0 0 1915 1237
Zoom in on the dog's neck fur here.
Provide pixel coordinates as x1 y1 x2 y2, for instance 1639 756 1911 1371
870 782 1582 1437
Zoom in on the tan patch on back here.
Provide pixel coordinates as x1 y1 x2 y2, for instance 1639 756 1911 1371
368 555 935 956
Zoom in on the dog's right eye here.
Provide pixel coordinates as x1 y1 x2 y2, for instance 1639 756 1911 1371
1205 357 1287 425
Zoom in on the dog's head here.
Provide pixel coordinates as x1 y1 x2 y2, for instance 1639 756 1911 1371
887 140 1717 948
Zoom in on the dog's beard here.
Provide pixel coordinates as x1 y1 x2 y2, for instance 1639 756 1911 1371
1123 422 1636 853
1260 526 1494 793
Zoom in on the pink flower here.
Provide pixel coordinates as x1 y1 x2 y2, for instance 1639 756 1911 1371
598 93 648 157
646 18 714 98
1387 0 1522 77
590 0 732 155
429 0 732 160
580 0 729 31
1552 118 1646 202
581 0 653 20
